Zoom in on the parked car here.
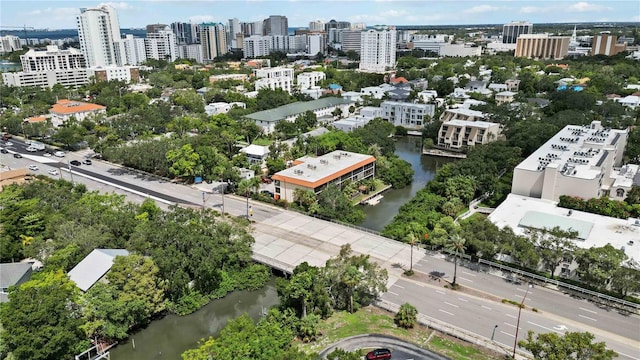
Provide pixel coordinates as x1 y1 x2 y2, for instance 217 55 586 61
28 165 39 171
54 151 65 157
261 177 273 184
43 152 52 157
82 159 92 165
13 153 22 158
366 348 392 360
26 146 37 152
70 160 81 166
5 141 13 147
1 133 12 141
48 169 59 176
0 148 7 153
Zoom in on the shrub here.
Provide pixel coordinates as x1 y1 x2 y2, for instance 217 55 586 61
395 302 418 329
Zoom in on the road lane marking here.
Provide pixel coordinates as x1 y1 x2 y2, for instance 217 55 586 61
460 277 473 282
505 314 517 319
529 321 564 334
515 294 533 301
500 331 515 338
439 309 455 316
462 271 477 277
481 305 492 310
579 307 597 314
503 322 517 328
388 291 399 296
615 350 640 360
436 290 447 295
578 314 597 322
444 302 459 308
457 297 468 302
393 284 405 289
516 288 528 293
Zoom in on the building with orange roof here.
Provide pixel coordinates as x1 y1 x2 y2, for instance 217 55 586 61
24 116 49 124
49 99 106 127
271 150 376 202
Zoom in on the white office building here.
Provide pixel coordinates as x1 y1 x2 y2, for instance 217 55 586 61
297 71 326 90
511 121 628 202
19 45 86 72
359 27 396 73
77 5 123 67
380 101 435 130
243 35 271 58
3 69 89 88
254 67 295 93
410 34 450 54
341 30 362 53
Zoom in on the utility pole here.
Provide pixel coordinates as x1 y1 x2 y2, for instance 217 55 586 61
512 285 533 358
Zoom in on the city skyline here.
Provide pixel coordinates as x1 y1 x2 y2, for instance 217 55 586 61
1 0 638 30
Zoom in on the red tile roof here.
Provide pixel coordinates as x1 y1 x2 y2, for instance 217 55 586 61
49 99 106 115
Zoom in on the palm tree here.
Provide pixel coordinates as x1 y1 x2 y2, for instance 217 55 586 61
406 232 419 273
446 234 466 287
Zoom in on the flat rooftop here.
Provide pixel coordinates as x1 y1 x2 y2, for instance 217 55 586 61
273 150 375 188
515 123 627 180
445 119 497 128
489 194 639 264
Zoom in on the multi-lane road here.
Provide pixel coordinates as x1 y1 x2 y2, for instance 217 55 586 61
2 138 639 359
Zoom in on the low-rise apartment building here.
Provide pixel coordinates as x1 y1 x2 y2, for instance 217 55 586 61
272 150 376 201
297 71 326 90
437 108 500 150
511 121 628 202
495 91 517 105
49 99 106 127
254 67 295 93
380 101 435 130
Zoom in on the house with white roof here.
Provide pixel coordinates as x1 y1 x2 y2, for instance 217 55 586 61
615 95 640 109
240 144 270 165
68 249 130 292
489 193 639 277
495 91 517 105
511 121 628 202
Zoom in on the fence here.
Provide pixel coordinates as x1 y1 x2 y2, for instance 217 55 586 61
475 258 640 313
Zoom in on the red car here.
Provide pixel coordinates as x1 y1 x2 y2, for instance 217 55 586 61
261 177 272 184
366 348 391 360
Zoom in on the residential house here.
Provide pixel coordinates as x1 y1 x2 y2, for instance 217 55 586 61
495 91 517 105
380 101 436 130
240 144 270 165
48 99 106 127
0 262 33 302
68 249 130 292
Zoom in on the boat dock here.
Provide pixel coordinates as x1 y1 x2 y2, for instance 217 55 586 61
422 148 467 159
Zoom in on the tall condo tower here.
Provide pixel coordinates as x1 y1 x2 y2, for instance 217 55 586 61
502 21 533 44
359 27 396 73
76 5 122 67
200 23 228 61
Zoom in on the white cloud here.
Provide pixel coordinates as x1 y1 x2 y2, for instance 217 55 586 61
98 2 135 10
464 5 501 14
188 15 216 23
566 2 611 12
519 6 552 14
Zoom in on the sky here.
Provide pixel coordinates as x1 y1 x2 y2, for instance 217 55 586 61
1 0 639 30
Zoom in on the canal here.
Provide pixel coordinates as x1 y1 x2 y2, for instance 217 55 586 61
110 279 280 360
358 136 456 232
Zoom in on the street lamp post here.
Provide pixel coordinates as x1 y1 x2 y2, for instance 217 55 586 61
491 324 499 341
219 183 225 215
512 284 533 359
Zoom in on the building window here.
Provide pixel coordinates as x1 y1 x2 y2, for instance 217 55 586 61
616 188 625 197
275 187 280 194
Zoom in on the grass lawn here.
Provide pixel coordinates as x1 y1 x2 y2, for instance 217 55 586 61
252 138 273 146
297 306 502 360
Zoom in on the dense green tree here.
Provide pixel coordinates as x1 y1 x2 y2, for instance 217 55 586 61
323 244 388 313
610 267 640 297
276 262 331 319
574 244 627 287
519 331 617 360
533 227 578 279
0 271 86 360
170 89 205 113
376 155 415 189
315 184 365 224
166 143 201 179
255 88 294 111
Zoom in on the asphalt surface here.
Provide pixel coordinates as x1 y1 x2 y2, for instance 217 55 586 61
319 334 450 360
2 138 639 359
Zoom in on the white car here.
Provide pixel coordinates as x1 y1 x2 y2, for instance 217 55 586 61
54 151 65 157
28 165 39 171
4 142 13 146
48 169 59 176
26 146 37 152
43 152 52 157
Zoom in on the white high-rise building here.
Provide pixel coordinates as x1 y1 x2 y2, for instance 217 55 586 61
76 5 123 67
119 34 147 65
200 23 228 62
289 35 307 53
307 33 326 56
146 29 178 62
359 27 396 73
243 35 271 58
0 35 22 54
228 18 242 48
20 45 86 72
178 44 203 63
309 20 324 32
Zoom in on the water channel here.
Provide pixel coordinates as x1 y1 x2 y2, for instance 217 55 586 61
111 136 456 359
110 279 280 360
358 136 456 232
